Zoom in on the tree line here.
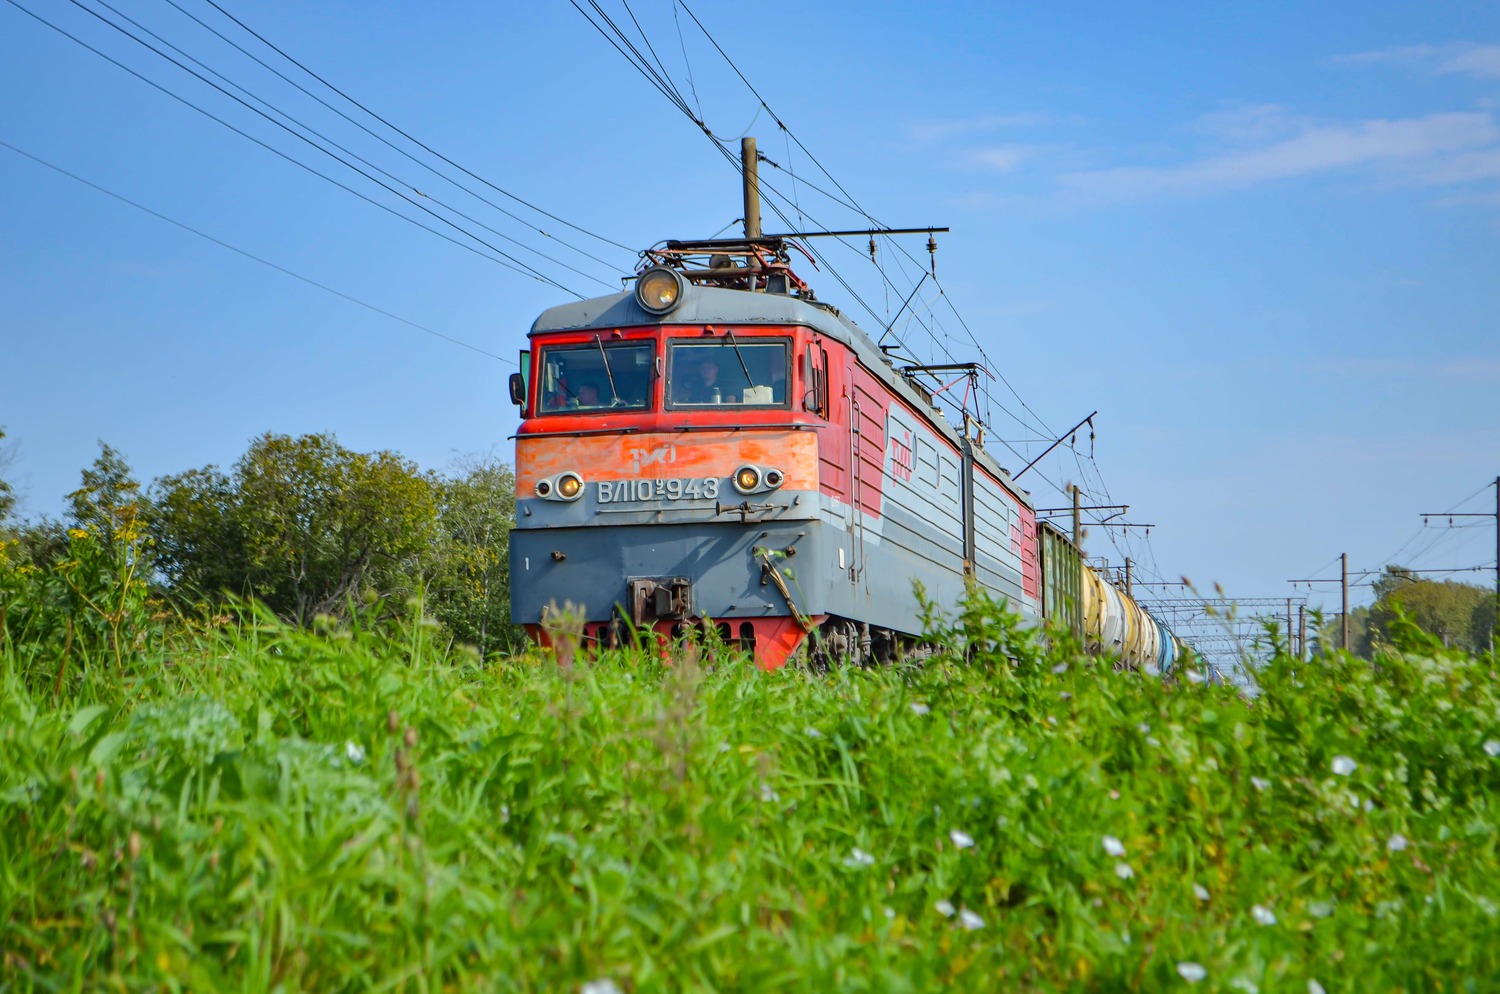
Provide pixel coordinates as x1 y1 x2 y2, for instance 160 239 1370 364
1339 565 1498 658
0 428 520 658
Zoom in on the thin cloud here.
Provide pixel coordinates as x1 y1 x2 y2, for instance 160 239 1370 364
965 145 1035 172
1333 42 1500 80
906 113 1047 143
1061 113 1498 199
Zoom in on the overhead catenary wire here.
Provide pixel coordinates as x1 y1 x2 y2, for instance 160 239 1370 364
0 139 511 364
7 0 585 297
191 0 636 257
82 0 620 292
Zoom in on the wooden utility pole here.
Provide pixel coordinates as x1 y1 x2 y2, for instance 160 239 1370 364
1286 597 1294 656
741 137 761 239
1298 604 1307 661
1124 557 1133 597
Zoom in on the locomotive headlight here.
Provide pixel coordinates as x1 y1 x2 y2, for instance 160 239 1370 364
733 465 762 494
636 267 685 315
557 472 584 500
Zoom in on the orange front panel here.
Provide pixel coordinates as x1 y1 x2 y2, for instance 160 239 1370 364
516 431 820 492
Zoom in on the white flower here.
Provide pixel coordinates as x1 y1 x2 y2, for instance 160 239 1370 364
883 906 895 919
958 908 984 930
1114 862 1134 880
934 899 956 918
343 741 366 764
1308 981 1327 994
499 805 510 824
806 727 824 739
1102 835 1126 857
1052 662 1069 674
949 829 975 849
1484 739 1500 757
718 742 732 753
844 847 874 868
1229 979 1259 994
1147 736 1162 747
1250 776 1269 791
909 702 931 715
1388 833 1409 852
580 982 622 994
1137 723 1151 734
759 782 779 803
1059 692 1072 700
1193 884 1211 902
1331 755 1357 776
1251 904 1277 926
1176 962 1207 983
1307 900 1334 918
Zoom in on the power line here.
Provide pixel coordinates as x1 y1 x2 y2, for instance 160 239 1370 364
1 139 510 364
6 0 581 296
84 0 618 292
191 0 635 256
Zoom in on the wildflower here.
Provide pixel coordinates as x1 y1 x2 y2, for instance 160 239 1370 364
1251 904 1277 926
1308 981 1327 994
1176 962 1207 983
1387 833 1408 852
759 782 779 804
1114 862 1134 880
949 829 975 849
882 906 895 919
805 727 824 739
909 702 930 715
1331 756 1357 776
1307 900 1334 918
1230 979 1259 993
1137 723 1151 734
1484 740 1500 757
1250 776 1269 791
1052 662 1068 674
343 741 366 765
580 981 622 994
958 908 984 930
1102 835 1125 857
844 847 874 868
934 899 956 918
1193 884 1211 902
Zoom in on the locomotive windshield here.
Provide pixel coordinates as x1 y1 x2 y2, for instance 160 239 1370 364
537 341 652 414
667 339 789 408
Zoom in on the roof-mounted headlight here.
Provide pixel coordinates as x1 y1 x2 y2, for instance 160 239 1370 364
636 267 685 315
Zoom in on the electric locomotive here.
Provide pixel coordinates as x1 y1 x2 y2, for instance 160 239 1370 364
507 199 1179 671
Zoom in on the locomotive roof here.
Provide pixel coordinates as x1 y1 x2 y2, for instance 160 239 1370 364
530 283 1032 506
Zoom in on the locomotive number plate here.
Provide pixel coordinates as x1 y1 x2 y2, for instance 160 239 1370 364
598 477 721 504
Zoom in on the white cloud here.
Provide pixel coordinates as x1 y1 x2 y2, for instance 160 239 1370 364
906 114 1047 143
1333 43 1500 80
1061 113 1498 199
966 145 1035 171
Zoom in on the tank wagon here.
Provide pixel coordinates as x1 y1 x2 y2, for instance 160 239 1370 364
507 233 1181 673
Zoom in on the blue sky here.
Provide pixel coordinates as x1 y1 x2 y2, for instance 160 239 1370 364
2 0 1497 621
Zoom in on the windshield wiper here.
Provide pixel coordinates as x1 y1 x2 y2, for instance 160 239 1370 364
593 335 620 402
724 329 756 388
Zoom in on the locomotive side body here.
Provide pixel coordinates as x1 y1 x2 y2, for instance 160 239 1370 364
509 280 1041 668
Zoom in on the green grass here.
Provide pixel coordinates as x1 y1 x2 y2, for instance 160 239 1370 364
3 594 1500 992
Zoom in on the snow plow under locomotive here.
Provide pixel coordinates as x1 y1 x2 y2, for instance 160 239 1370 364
507 223 1182 673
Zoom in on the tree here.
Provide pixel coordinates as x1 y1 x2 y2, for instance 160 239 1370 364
0 427 16 527
1364 564 1491 655
427 454 520 657
150 433 439 624
67 442 144 549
